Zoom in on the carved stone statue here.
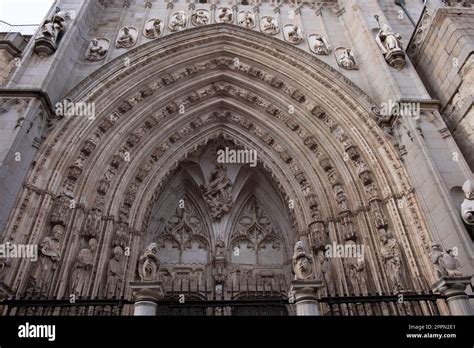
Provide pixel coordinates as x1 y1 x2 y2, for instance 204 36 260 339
138 242 160 281
105 246 125 298
191 10 210 26
380 229 404 293
169 11 187 31
35 10 67 56
348 258 368 295
261 17 279 35
144 19 163 39
461 179 474 225
217 8 233 23
335 47 358 70
27 225 63 297
238 11 255 29
375 20 406 70
317 251 335 295
69 238 97 296
116 27 137 49
201 163 233 221
286 25 303 44
309 34 330 55
85 38 109 62
212 239 228 284
431 243 462 278
292 241 315 280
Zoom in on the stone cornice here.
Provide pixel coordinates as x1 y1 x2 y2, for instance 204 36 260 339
0 88 56 120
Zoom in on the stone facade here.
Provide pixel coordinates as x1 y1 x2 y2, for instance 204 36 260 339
0 0 472 315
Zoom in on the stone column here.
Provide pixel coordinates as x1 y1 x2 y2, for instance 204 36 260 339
130 281 164 316
431 276 474 315
291 280 324 316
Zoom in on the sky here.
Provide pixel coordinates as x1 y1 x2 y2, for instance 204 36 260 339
0 0 54 25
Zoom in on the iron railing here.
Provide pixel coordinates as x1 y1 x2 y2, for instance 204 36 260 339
0 20 38 36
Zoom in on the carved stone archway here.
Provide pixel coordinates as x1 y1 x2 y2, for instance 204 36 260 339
2 24 438 309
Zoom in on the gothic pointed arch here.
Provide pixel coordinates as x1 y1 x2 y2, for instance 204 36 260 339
2 24 438 307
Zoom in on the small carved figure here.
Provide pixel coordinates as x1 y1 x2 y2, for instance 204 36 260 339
286 25 303 44
431 243 462 278
191 10 209 26
217 8 233 23
144 19 163 39
461 179 474 225
292 240 315 280
261 17 279 35
380 229 404 293
116 27 137 48
336 47 358 70
138 242 160 281
375 17 406 70
238 11 255 28
105 246 125 298
70 238 97 296
169 11 187 31
201 163 233 221
85 38 109 61
309 34 330 55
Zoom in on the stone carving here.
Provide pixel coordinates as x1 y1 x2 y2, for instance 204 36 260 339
105 246 125 298
116 26 138 49
317 251 335 295
443 0 472 7
51 195 72 226
216 7 233 23
308 34 331 55
335 47 358 70
69 238 97 296
461 179 474 225
27 225 63 296
85 38 109 62
238 11 255 29
260 16 279 35
169 11 188 31
308 221 327 250
143 19 164 39
348 258 368 295
201 163 232 221
374 17 406 70
138 243 160 281
34 9 67 56
380 229 404 293
284 25 303 44
191 10 210 26
212 239 228 284
431 243 463 278
292 241 315 280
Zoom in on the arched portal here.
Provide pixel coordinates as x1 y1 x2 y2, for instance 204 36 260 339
2 24 439 314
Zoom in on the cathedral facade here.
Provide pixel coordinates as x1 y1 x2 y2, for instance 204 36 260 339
0 0 473 316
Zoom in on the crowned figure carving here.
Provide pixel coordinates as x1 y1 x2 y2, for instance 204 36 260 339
292 241 315 281
138 243 160 282
34 9 67 56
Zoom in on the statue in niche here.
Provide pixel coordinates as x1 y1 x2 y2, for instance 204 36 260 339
217 8 233 23
69 238 97 297
27 225 63 297
309 34 330 55
85 38 109 62
335 47 358 70
213 239 228 284
105 246 125 298
379 229 404 293
285 25 303 44
461 179 474 226
169 11 188 31
261 16 279 35
292 241 315 281
348 258 368 295
144 19 163 39
35 10 67 56
191 10 210 26
201 163 232 221
116 27 137 49
431 243 462 278
138 243 160 282
238 11 255 29
317 251 335 295
374 16 406 70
